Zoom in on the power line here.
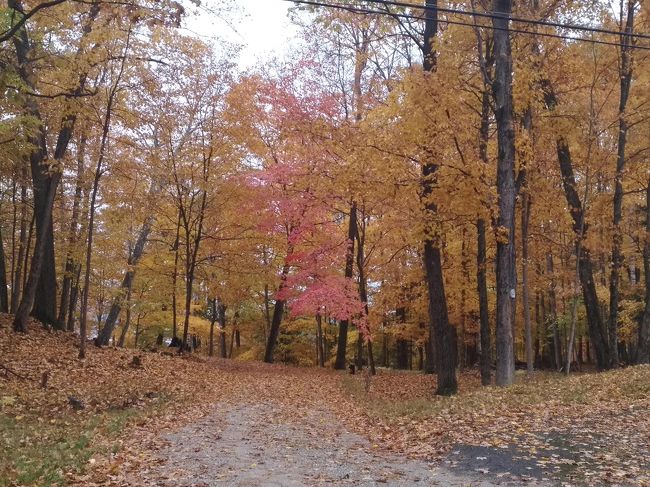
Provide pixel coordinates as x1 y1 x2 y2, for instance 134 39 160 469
286 0 650 51
287 0 650 51
362 0 650 42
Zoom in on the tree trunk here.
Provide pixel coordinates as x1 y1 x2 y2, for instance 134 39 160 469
637 176 650 364
521 192 533 375
518 100 535 377
10 178 28 314
565 227 585 375
608 0 634 369
355 208 375 375
180 259 193 352
263 297 285 363
458 248 467 372
356 331 364 371
559 155 607 367
171 209 181 343
543 83 610 369
95 208 155 345
10 0 102 331
10 6 61 331
422 238 458 393
263 283 271 341
471 4 495 385
95 270 106 332
32 217 58 327
316 314 325 367
477 86 492 385
491 0 517 387
67 188 88 333
219 301 227 359
9 179 17 310
67 263 81 332
420 0 458 395
395 339 410 369
263 253 291 363
179 179 208 351
79 29 130 357
546 254 562 370
395 307 409 369
79 135 106 357
117 283 132 347
208 298 216 357
134 314 141 349
229 327 236 358
35 3 100 329
13 166 61 333
334 202 357 369
58 134 86 325
534 292 542 367
367 339 375 375
477 218 491 383
22 214 34 296
0 226 8 313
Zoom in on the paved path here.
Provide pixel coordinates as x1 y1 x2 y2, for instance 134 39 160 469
133 402 550 486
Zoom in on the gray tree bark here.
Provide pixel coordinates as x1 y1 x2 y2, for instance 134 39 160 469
608 0 635 368
10 0 101 331
491 0 517 386
420 0 458 395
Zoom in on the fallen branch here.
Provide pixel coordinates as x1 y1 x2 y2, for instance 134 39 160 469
0 363 35 382
0 363 48 389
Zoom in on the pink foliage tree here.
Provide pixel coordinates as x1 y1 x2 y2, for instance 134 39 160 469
241 63 369 360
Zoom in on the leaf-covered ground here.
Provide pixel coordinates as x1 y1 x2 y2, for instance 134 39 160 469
1 315 648 486
343 368 649 485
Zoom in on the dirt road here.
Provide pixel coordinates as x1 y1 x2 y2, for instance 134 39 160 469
129 400 548 486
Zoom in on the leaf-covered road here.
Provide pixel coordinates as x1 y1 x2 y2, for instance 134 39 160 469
3 322 648 486
110 361 649 486
128 400 548 487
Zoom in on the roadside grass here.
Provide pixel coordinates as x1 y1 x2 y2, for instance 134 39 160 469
0 397 168 487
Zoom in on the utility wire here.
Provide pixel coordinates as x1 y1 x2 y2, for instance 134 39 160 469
286 0 650 51
361 0 650 42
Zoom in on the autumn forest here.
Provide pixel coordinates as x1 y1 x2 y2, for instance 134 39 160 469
1 0 650 484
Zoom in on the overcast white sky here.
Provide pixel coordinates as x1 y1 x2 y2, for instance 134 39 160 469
182 0 300 70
